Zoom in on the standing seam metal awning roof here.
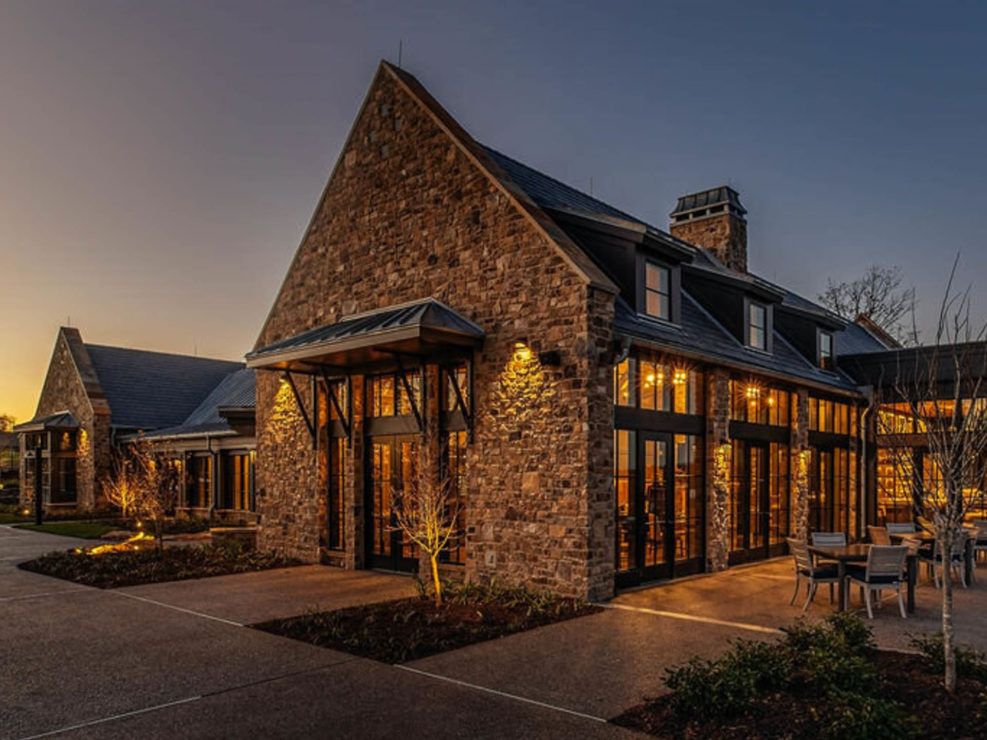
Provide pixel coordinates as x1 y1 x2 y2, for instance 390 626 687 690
13 411 80 433
246 298 485 370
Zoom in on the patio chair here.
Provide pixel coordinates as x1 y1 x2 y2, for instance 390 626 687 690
919 531 970 589
810 532 847 547
868 525 892 546
886 522 917 536
972 520 987 562
845 545 908 619
787 538 840 613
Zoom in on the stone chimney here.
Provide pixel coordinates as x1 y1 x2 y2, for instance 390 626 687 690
670 186 748 272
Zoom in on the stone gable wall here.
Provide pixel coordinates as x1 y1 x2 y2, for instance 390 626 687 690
20 331 108 511
254 68 615 600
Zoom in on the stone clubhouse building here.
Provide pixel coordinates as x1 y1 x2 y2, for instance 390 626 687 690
244 61 924 602
20 62 978 602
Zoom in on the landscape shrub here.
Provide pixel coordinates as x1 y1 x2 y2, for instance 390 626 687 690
909 631 987 681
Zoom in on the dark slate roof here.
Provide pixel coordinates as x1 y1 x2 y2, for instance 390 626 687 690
484 144 878 390
14 411 80 433
671 186 746 217
182 369 256 426
839 321 892 356
248 298 485 362
483 147 641 224
615 293 859 391
85 345 243 430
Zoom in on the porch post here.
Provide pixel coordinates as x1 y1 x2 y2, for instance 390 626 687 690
705 369 731 571
791 389 810 540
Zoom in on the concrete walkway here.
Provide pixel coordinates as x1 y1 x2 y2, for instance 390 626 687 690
0 526 632 739
5 524 984 738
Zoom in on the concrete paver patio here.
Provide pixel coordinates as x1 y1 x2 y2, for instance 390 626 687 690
5 523 987 739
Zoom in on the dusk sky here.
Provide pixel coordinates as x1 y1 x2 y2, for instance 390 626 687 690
2 0 985 424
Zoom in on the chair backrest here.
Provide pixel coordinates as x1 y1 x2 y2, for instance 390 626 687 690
811 532 846 547
932 531 968 560
900 536 922 556
868 525 892 546
787 538 813 573
886 522 917 535
973 520 987 537
866 545 907 579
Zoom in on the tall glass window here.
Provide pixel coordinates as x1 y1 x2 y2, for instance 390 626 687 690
748 302 767 350
730 381 790 426
442 431 468 565
367 371 422 417
674 434 703 562
327 438 346 550
644 262 671 320
614 430 637 572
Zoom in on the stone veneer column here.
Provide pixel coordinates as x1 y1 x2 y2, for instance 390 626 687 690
791 388 810 540
705 369 731 571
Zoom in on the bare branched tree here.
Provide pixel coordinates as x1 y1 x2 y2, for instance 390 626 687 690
392 420 463 607
102 454 142 519
876 256 987 692
115 436 181 554
819 265 918 345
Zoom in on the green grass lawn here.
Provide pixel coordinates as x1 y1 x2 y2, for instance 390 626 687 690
0 513 28 524
15 522 117 539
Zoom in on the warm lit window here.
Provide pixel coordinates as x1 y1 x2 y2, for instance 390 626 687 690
443 365 470 414
819 331 834 370
367 371 422 417
327 438 346 550
614 359 636 407
748 302 767 350
644 262 671 320
221 453 252 510
730 381 790 426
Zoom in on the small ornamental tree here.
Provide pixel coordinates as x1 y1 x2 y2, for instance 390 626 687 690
102 454 142 519
876 258 987 692
392 420 463 607
109 436 181 554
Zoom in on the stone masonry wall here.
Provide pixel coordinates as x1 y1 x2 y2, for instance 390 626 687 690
20 329 109 511
254 65 616 600
670 214 748 273
705 368 731 571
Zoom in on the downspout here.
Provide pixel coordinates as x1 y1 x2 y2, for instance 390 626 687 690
859 385 875 535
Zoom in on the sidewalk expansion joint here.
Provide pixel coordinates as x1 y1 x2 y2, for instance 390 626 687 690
602 602 785 635
395 664 608 724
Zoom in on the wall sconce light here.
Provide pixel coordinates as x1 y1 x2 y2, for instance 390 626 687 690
673 369 688 385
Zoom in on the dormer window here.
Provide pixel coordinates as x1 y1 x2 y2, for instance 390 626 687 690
644 262 671 320
819 330 834 370
748 301 767 350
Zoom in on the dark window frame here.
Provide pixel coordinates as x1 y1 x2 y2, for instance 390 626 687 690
818 329 835 370
746 299 770 352
635 253 680 325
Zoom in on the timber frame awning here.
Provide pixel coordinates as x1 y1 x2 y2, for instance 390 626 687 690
245 298 485 372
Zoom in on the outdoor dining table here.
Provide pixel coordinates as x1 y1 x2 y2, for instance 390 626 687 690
808 543 918 614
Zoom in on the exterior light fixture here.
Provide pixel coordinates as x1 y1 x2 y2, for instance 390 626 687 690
673 369 688 385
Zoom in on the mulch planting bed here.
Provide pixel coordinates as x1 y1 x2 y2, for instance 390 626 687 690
614 648 987 739
254 588 602 663
19 544 298 588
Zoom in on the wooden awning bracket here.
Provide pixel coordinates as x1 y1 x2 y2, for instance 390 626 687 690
320 368 352 439
394 355 424 433
443 362 474 440
282 371 316 448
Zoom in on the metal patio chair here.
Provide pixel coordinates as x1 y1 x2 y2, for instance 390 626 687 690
919 530 971 589
787 538 840 613
886 522 918 536
845 545 909 619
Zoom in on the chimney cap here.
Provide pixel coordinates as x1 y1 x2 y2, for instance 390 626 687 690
670 186 746 220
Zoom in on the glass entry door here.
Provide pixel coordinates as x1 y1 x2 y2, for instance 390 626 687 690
615 432 704 587
730 441 789 564
366 435 419 572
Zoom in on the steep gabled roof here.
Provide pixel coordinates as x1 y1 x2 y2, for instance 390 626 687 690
85 345 243 430
138 368 255 440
